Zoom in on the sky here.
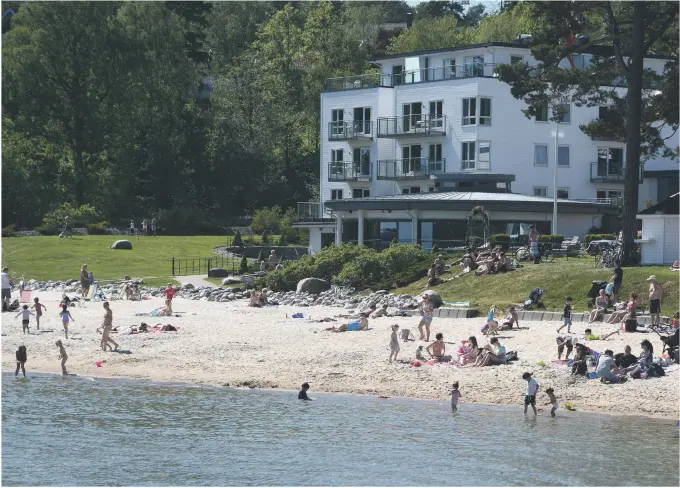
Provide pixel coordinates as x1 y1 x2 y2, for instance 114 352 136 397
406 0 503 14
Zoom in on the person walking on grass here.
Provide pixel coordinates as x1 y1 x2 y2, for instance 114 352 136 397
15 345 27 377
647 275 663 327
523 372 539 416
450 382 461 412
58 304 74 339
55 340 68 375
16 305 34 334
100 302 119 352
31 297 47 329
389 324 400 362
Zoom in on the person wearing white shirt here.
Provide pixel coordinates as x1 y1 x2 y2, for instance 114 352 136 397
475 337 507 367
2 267 17 310
15 304 34 334
523 372 540 415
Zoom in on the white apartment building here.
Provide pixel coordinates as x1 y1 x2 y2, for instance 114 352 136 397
295 41 679 254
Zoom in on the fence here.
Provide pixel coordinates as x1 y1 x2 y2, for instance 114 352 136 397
171 255 240 276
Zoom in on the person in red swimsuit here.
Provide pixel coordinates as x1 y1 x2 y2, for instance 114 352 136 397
164 284 176 314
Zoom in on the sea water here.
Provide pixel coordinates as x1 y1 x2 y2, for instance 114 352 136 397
2 373 678 486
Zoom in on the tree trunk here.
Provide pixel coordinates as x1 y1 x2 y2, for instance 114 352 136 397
621 1 646 265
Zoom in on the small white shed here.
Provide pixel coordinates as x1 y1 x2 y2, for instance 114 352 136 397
637 193 679 265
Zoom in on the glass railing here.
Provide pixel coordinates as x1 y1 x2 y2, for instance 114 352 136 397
590 161 625 182
324 73 392 92
295 202 333 223
376 158 446 180
377 114 447 137
327 162 372 182
328 121 373 141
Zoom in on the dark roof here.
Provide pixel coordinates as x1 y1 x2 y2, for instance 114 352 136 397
325 191 618 215
372 42 676 62
638 193 679 216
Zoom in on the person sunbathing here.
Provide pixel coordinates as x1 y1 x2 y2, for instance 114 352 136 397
499 307 519 330
427 333 452 362
589 289 609 323
331 314 369 332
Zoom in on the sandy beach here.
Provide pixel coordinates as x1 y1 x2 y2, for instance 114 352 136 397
2 291 678 418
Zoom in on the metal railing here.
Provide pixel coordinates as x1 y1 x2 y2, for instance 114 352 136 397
324 64 497 92
295 202 333 223
377 114 447 137
377 158 446 180
327 162 372 182
328 121 373 141
171 256 238 276
570 197 623 206
590 161 625 182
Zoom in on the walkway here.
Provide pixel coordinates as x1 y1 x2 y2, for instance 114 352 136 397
175 275 217 288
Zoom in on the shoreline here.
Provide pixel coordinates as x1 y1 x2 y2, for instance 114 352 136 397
5 366 678 421
3 292 679 420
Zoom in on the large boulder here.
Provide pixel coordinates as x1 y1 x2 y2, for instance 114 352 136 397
208 268 229 278
110 240 132 250
221 276 242 285
421 289 443 309
296 277 330 295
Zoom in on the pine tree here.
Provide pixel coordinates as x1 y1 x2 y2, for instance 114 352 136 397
238 254 248 274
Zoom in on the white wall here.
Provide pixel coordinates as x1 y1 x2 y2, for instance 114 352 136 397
640 215 679 265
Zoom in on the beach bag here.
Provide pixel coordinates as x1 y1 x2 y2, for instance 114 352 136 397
505 350 518 362
401 329 415 342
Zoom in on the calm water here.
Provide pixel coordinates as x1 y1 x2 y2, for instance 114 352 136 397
2 373 678 486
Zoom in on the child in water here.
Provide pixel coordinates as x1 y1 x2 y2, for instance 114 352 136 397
58 305 75 339
450 382 461 411
15 345 27 377
389 324 400 362
545 388 558 417
16 304 34 334
31 297 47 330
55 340 68 375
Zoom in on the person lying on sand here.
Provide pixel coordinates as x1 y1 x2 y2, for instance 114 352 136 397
427 333 452 362
330 314 369 332
584 328 619 341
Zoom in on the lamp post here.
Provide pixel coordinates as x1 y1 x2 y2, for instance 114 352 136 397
552 120 560 235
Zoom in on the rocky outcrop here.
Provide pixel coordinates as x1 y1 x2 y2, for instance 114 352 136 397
296 278 330 295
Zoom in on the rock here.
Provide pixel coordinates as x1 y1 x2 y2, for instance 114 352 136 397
181 283 195 290
295 278 330 295
375 290 389 295
221 277 242 285
208 268 229 278
421 290 443 308
110 240 132 250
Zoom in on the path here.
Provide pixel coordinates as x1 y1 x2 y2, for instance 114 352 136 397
175 275 216 288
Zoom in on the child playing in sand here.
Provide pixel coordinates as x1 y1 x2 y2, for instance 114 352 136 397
584 328 619 341
545 387 558 417
16 305 34 334
389 324 400 362
15 345 27 377
415 345 426 361
58 305 74 339
55 340 68 375
450 382 461 411
523 372 539 415
31 297 47 330
557 296 573 333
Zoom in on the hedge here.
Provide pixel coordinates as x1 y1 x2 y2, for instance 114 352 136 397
584 234 617 245
490 234 511 250
537 234 564 245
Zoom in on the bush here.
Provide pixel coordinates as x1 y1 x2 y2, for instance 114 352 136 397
278 232 288 246
490 233 511 250
86 221 109 235
431 243 439 255
233 230 243 247
2 224 15 238
537 234 564 245
238 255 248 274
34 224 59 236
584 233 617 245
251 206 283 234
42 202 99 228
261 230 270 245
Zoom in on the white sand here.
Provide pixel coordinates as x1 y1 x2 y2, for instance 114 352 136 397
3 292 678 418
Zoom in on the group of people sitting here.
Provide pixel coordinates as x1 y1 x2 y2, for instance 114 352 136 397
248 288 269 307
459 247 511 276
453 335 510 367
481 306 520 336
589 289 640 325
258 250 284 274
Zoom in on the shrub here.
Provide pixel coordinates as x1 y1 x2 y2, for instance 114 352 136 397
278 232 288 246
232 230 243 248
86 221 109 235
2 224 15 238
537 234 564 245
431 243 439 255
490 233 511 250
251 206 283 234
584 234 617 245
238 255 248 274
34 225 58 236
261 230 270 245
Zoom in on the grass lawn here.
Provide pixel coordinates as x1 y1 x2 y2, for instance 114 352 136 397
1 236 238 287
395 257 679 315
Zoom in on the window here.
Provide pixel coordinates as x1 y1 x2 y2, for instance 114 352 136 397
596 189 622 202
352 148 371 176
558 146 570 166
462 142 476 170
331 189 343 200
429 100 443 128
353 107 371 135
462 98 477 125
402 187 421 194
428 144 443 172
352 189 369 198
599 106 617 123
464 55 484 77
557 188 569 199
478 141 490 170
534 187 547 197
392 65 404 85
534 144 548 166
555 103 571 123
535 104 548 122
402 145 422 174
597 148 624 177
479 98 491 125
428 186 436 193
402 102 423 132
444 59 456 79
330 149 344 175
331 109 344 135
510 55 524 65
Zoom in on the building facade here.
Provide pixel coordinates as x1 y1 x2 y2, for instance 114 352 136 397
296 41 678 254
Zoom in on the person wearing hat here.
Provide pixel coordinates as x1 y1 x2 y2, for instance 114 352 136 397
647 275 663 327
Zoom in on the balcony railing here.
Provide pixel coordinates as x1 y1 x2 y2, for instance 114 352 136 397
377 158 446 180
590 161 625 182
324 64 497 92
327 162 372 182
328 121 373 141
295 202 333 224
377 114 447 138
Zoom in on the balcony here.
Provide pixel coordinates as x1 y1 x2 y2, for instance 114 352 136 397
590 161 625 182
328 121 373 141
323 64 497 92
377 114 447 138
327 162 372 182
294 202 334 224
377 158 446 180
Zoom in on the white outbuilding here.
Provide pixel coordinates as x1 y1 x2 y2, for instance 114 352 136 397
637 193 679 265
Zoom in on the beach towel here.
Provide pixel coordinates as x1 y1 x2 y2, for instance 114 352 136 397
85 283 98 300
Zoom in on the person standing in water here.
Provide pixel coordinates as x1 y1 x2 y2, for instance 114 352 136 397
523 372 539 416
58 305 74 339
15 345 27 377
450 382 461 411
56 340 68 375
100 301 119 351
388 324 400 362
545 388 558 417
298 382 312 401
31 297 47 330
16 305 34 334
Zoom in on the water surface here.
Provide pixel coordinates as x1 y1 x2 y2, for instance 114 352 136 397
2 373 678 486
